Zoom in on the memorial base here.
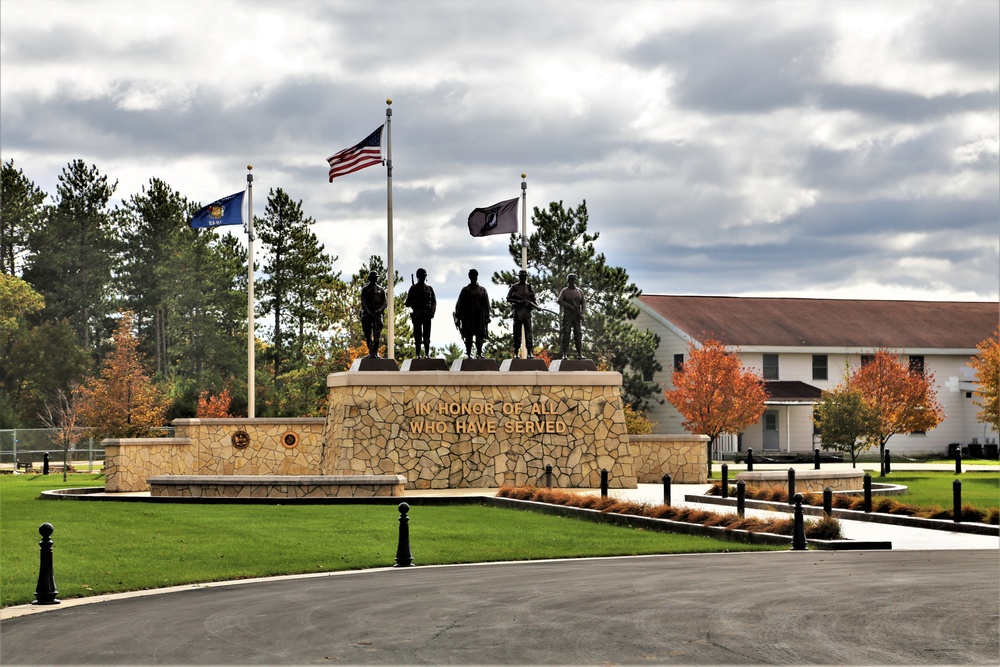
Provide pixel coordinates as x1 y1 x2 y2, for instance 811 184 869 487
350 357 400 371
400 358 450 371
450 358 501 372
550 358 598 371
500 358 549 372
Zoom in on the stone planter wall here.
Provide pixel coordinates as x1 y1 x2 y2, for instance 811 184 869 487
104 438 194 492
629 434 708 484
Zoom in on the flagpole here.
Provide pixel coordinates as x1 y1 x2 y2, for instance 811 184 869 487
385 99 394 359
246 165 255 418
519 173 527 358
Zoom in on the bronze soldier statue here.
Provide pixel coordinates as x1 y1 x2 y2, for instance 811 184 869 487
506 269 537 358
454 269 490 358
405 268 436 358
557 273 586 359
360 270 387 358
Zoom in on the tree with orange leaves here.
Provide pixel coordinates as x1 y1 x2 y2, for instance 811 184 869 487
851 348 944 476
664 339 767 475
76 312 170 439
969 329 999 435
195 388 233 418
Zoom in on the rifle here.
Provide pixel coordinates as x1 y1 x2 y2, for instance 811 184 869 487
510 297 557 315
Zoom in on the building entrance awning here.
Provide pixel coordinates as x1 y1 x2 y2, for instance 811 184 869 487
764 381 823 405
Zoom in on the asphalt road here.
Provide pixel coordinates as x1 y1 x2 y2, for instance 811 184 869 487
2 550 998 665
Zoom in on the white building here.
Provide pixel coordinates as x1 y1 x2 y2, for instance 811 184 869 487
633 295 998 459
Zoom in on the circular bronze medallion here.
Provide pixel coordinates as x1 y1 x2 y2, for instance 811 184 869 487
281 431 300 449
231 430 250 449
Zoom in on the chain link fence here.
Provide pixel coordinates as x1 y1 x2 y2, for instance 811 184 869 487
0 427 174 472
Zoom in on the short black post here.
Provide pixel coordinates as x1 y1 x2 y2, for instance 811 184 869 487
661 473 672 506
884 449 891 476
721 463 729 499
787 468 796 504
953 479 962 523
791 494 807 551
394 503 413 567
863 473 872 513
736 480 746 518
43 452 50 475
955 448 962 475
545 464 553 489
813 448 821 470
600 468 609 498
823 487 833 516
33 523 59 605
746 448 754 472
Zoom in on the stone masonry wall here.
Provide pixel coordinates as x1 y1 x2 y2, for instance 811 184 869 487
324 371 634 489
629 434 708 484
173 418 327 477
104 438 195 492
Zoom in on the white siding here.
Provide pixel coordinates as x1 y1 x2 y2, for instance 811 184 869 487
632 296 998 457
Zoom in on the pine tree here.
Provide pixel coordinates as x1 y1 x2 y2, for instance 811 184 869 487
1 159 47 276
23 160 119 356
119 178 190 375
492 200 661 409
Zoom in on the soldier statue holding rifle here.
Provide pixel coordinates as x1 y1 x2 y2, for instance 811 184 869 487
557 273 586 359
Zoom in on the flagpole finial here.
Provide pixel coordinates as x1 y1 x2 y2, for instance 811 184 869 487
521 173 526 179
247 164 253 171
386 98 392 105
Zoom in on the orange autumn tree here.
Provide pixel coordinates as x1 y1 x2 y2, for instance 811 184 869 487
969 329 999 435
77 312 170 439
851 348 944 476
195 389 233 418
664 339 767 475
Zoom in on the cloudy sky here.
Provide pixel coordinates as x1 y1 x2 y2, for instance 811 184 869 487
2 0 997 347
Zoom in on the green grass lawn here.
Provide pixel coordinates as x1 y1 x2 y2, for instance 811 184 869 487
0 475 780 607
868 471 999 510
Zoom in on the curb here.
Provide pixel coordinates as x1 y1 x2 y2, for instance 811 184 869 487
686 494 1000 536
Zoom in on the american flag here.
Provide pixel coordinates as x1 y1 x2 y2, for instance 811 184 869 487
327 125 384 182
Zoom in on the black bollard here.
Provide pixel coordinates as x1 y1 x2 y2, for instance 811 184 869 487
43 452 50 475
600 468 609 498
394 503 413 567
863 473 872 512
791 494 807 551
545 464 553 489
721 463 729 499
823 487 833 516
736 479 746 518
33 523 59 605
955 448 962 475
746 448 754 472
884 449 891 476
953 479 962 523
661 473 672 506
787 468 796 504
814 448 821 470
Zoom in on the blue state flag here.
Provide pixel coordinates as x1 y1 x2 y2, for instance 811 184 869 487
189 191 245 229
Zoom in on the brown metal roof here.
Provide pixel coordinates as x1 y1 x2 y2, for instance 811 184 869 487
638 295 998 349
765 381 824 403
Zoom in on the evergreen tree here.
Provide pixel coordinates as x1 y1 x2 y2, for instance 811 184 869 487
119 178 190 375
1 159 47 276
161 225 249 417
491 200 661 409
256 188 339 379
22 159 119 356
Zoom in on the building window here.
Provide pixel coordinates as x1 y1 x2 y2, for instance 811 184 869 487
909 355 925 375
762 354 779 380
812 355 828 381
673 353 684 372
860 354 874 367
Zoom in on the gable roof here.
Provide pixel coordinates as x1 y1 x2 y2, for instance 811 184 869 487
637 295 998 350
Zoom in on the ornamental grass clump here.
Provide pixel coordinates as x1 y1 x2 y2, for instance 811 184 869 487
495 486 842 539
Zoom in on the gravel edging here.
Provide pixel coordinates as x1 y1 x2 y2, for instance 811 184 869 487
687 494 999 536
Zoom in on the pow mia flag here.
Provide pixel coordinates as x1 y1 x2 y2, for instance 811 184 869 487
467 197 518 237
